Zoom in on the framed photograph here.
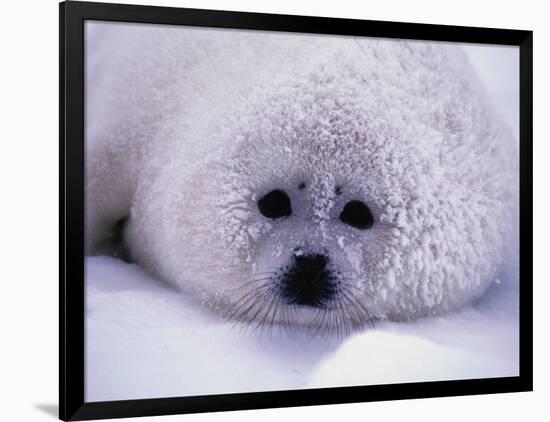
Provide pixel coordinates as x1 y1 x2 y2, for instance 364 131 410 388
60 1 533 420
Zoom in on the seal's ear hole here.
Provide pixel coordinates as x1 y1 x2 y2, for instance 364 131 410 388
340 200 374 230
298 182 306 190
258 189 292 219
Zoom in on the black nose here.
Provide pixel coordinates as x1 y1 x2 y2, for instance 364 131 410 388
281 254 333 307
294 254 327 276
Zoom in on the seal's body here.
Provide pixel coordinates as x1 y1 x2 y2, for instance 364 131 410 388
86 23 517 331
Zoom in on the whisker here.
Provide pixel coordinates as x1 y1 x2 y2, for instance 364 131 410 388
222 266 379 338
335 296 350 338
339 278 374 299
226 284 273 323
340 286 375 331
239 286 276 324
256 291 279 329
339 299 357 334
228 277 274 292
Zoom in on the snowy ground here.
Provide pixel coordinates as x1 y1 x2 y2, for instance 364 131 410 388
85 42 519 402
85 250 518 402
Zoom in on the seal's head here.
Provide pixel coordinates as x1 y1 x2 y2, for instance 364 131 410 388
128 40 517 333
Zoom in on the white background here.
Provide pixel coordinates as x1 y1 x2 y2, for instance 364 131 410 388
0 0 546 421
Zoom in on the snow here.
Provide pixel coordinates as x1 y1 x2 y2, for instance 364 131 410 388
86 250 518 401
86 256 342 401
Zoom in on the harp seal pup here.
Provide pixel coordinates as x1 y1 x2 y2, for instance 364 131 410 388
85 23 518 332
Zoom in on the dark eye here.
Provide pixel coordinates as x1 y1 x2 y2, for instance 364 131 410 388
339 200 374 230
258 189 292 219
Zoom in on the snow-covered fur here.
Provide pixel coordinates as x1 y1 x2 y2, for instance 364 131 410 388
85 23 518 328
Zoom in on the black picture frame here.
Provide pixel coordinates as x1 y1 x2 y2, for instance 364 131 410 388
59 1 533 420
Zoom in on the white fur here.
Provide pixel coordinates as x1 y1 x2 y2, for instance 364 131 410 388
85 22 518 327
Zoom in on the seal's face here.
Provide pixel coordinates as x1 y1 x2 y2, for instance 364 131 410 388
255 188 376 312
222 176 392 332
